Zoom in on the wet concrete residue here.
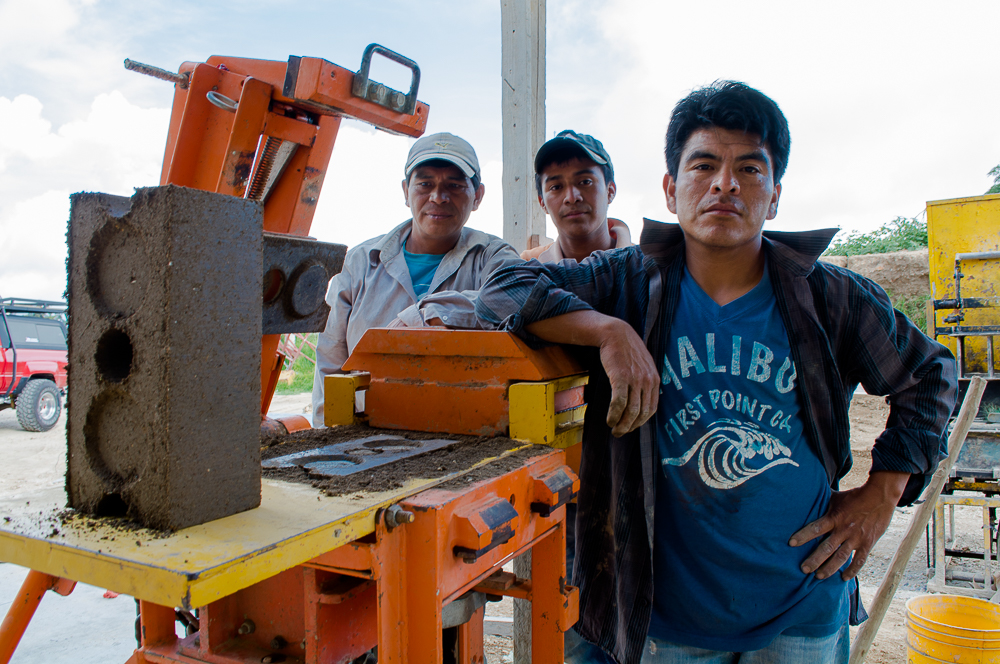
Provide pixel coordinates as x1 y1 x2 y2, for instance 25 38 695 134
66 186 264 531
261 424 542 497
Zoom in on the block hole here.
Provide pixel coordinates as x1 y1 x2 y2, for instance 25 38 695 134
95 493 129 518
263 268 285 303
86 219 149 318
80 389 148 519
95 328 133 383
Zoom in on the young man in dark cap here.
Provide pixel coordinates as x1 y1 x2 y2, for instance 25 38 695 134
524 130 633 662
476 82 956 663
524 130 631 263
311 132 520 424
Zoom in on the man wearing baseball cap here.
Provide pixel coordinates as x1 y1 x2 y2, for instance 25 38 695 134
520 130 632 664
524 129 632 262
311 132 520 425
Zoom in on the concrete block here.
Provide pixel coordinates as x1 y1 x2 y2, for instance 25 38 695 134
66 185 263 530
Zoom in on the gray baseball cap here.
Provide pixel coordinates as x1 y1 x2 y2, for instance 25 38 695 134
404 132 481 180
534 130 614 182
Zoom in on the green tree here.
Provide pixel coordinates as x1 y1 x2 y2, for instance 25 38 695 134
988 164 1000 195
823 218 931 334
824 216 928 256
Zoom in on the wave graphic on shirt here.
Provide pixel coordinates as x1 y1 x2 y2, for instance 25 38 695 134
662 418 799 489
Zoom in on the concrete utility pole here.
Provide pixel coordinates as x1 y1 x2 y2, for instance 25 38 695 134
501 0 548 255
501 3 547 660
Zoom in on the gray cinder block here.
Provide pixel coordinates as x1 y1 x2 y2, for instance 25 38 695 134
66 185 263 530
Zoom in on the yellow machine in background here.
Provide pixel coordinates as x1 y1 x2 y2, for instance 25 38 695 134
924 193 1000 599
926 193 1000 414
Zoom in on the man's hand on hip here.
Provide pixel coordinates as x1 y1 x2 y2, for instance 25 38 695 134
788 470 909 580
525 310 658 437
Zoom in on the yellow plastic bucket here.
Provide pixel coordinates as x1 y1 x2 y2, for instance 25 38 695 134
906 595 1000 663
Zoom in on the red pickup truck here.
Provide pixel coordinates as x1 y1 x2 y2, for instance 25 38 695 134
0 298 68 432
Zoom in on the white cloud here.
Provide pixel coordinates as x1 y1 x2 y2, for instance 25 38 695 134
0 91 168 301
468 159 505 239
0 93 515 303
0 96 67 172
311 127 509 249
0 0 79 50
543 0 1000 236
0 191 73 300
309 123 416 249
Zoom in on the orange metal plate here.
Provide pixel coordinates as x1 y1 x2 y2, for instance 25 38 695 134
343 329 584 435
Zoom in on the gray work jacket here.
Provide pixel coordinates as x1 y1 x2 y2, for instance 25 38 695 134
310 220 521 425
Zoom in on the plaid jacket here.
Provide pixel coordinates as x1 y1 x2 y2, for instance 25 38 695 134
476 219 957 664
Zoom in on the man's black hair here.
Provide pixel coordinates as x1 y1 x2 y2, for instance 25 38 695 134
407 158 481 190
665 81 790 185
534 145 614 198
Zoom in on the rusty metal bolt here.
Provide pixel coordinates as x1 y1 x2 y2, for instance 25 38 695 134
237 619 255 635
384 504 415 531
270 635 288 650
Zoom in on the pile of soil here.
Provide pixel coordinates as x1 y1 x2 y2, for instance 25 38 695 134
436 446 547 490
847 250 930 300
261 424 540 497
54 509 174 540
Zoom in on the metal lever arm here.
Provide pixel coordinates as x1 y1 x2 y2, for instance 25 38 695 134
124 58 189 88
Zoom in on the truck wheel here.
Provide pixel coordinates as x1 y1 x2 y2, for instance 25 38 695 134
16 379 62 432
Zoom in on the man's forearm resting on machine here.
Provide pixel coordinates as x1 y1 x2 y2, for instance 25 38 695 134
525 310 659 437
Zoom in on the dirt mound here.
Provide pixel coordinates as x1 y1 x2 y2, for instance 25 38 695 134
820 255 848 268
847 249 930 299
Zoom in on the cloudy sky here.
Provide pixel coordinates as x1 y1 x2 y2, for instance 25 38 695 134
2 0 999 301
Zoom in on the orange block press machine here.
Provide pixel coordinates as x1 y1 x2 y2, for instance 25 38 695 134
0 47 588 664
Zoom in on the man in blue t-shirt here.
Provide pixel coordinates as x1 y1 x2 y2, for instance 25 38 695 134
649 266 849 655
475 82 956 663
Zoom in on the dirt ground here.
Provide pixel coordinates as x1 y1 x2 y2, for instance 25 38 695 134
843 394 908 664
0 392 969 663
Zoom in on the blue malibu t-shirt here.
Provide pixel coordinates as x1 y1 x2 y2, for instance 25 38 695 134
402 248 445 300
649 265 847 651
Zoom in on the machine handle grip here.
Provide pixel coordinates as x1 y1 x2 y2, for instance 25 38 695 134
352 43 421 115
